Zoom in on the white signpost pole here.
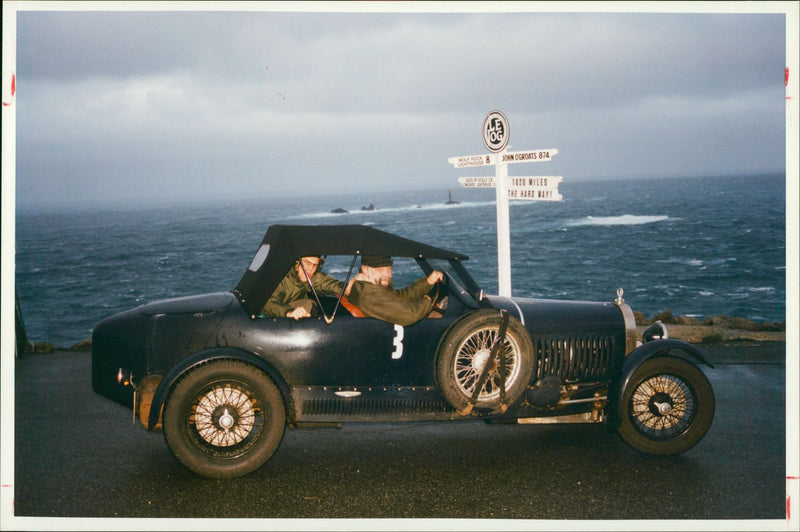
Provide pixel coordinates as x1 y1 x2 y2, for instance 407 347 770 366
494 149 512 297
482 111 513 297
449 111 562 298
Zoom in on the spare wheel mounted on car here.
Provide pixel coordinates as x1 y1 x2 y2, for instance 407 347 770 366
436 309 535 414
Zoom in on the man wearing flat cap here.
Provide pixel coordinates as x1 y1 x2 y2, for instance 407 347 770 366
346 255 444 326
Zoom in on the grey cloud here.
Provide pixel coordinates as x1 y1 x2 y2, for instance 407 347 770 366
12 8 787 207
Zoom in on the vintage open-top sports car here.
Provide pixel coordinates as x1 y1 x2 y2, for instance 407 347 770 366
92 224 715 478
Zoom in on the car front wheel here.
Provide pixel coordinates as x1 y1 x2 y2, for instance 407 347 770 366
617 356 714 455
163 360 286 478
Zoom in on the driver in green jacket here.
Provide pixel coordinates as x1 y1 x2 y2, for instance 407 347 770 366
261 256 344 319
346 255 444 326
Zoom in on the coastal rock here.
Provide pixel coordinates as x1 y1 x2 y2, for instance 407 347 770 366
646 324 784 344
70 338 92 351
652 309 677 324
635 310 785 343
361 204 375 211
703 315 781 332
29 342 55 354
330 207 348 214
675 315 703 326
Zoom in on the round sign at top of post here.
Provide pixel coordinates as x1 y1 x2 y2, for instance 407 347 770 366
482 110 509 153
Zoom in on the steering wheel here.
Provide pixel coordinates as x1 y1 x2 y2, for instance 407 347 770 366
440 271 478 309
425 275 449 317
429 275 449 313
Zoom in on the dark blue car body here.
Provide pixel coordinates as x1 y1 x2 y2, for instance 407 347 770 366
92 224 715 478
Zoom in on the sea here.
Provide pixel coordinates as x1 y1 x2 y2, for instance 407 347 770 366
13 173 787 348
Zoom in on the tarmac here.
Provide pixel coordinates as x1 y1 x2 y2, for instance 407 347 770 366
7 340 792 526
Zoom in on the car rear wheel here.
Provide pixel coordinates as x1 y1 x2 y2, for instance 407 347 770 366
617 357 714 455
163 360 286 478
436 309 534 413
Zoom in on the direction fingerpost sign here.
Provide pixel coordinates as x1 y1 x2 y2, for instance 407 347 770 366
449 111 564 297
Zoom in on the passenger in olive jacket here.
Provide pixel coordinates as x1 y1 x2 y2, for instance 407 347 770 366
347 255 444 326
261 256 343 319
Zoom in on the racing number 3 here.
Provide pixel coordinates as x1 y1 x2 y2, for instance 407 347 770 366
392 324 404 359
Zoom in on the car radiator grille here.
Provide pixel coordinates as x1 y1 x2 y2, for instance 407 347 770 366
533 336 614 382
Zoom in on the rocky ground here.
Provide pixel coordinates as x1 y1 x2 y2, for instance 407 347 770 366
636 324 785 344
634 309 786 344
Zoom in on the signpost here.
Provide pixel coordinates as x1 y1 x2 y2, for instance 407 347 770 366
449 111 563 297
448 154 494 168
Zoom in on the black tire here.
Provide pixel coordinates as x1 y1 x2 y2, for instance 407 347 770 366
436 309 534 412
163 360 286 478
617 357 714 455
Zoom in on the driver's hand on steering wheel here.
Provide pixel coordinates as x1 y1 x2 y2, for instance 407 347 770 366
426 270 444 285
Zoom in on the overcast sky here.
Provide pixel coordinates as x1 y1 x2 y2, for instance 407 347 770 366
5 2 791 208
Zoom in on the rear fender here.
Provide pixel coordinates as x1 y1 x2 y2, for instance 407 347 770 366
605 339 714 430
147 347 291 430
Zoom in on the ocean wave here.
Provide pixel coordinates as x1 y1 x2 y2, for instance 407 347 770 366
709 257 738 265
289 200 496 220
568 214 671 226
655 257 705 267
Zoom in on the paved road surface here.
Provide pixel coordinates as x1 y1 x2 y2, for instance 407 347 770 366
7 342 790 527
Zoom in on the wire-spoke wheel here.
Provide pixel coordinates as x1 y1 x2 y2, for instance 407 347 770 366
164 360 285 478
618 357 714 455
453 326 523 401
436 310 534 412
192 383 258 451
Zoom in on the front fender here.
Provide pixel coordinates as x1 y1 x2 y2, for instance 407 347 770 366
605 339 714 430
147 347 291 430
